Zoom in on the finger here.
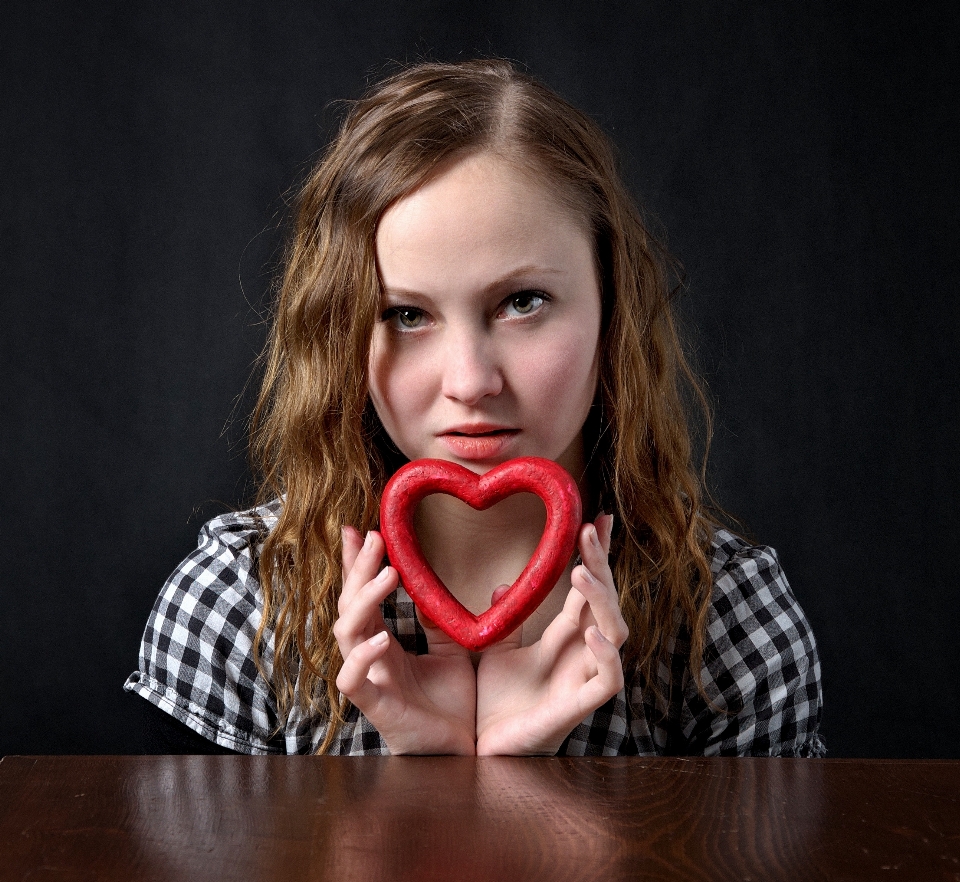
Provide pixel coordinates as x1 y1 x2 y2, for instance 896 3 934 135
341 525 364 578
480 584 524 654
577 626 625 709
414 604 471 658
526 626 623 747
597 513 614 556
415 605 439 631
576 523 618 622
537 585 588 661
340 530 388 609
335 630 390 711
571 563 629 649
559 580 588 625
333 565 397 651
577 523 614 588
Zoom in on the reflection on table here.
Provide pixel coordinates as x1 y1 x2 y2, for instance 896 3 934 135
1 755 958 881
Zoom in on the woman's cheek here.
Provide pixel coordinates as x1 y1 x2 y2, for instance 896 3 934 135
524 327 599 405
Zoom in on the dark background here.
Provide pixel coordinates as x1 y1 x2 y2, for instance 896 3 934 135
2 1 958 758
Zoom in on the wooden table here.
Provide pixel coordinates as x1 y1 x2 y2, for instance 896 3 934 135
1 756 958 881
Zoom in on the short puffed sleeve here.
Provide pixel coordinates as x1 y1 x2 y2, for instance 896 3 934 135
124 504 285 754
679 530 825 756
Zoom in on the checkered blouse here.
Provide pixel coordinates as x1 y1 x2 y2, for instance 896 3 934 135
125 501 825 756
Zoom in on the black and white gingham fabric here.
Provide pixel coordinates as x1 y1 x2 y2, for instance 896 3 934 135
125 503 825 756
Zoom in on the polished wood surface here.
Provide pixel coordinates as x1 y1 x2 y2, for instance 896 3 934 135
2 756 958 881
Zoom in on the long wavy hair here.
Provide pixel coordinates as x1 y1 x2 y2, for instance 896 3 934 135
252 59 718 752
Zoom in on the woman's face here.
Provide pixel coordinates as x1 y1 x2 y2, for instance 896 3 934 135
368 151 602 476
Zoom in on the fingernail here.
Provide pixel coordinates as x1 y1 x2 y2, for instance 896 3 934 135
591 626 607 643
591 526 601 547
375 567 391 584
580 565 596 584
372 631 389 646
363 531 373 550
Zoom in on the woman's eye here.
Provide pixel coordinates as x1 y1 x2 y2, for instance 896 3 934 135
382 307 425 330
502 291 546 317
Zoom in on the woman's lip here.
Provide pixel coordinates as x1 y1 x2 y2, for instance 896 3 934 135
440 423 515 435
437 429 519 460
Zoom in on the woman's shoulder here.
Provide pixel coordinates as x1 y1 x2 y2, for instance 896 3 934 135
702 526 820 672
166 500 282 598
706 527 802 623
196 499 282 552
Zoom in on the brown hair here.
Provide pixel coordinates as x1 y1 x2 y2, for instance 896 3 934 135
252 59 718 751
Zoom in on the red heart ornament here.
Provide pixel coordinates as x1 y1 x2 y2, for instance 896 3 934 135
380 457 582 651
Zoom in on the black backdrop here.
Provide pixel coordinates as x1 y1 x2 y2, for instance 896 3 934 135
2 1 958 758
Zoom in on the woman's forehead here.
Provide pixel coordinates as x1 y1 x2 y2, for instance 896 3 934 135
380 149 590 231
376 152 592 286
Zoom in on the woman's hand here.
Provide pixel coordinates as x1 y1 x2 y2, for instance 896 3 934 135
474 514 628 756
335 526 477 755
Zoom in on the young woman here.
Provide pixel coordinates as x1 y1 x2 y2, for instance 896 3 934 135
125 59 824 757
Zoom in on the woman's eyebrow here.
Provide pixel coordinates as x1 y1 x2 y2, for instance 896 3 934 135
483 265 566 292
378 286 431 303
381 265 566 301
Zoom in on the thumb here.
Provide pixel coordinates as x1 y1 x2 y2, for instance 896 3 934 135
416 604 470 658
484 584 524 653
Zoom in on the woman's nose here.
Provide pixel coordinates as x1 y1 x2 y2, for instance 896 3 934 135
440 331 503 405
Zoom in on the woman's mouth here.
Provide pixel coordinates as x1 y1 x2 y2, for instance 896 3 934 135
438 427 520 460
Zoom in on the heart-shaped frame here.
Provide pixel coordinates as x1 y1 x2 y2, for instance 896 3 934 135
380 456 582 651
